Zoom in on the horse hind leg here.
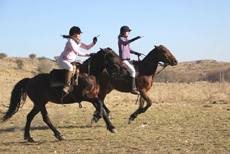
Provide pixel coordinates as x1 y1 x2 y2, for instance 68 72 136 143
24 106 40 142
40 106 66 141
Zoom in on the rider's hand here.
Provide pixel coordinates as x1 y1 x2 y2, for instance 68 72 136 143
135 52 141 56
90 53 96 56
135 36 141 39
93 37 97 44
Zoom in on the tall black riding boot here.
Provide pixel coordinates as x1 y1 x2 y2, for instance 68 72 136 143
63 70 73 94
131 77 139 95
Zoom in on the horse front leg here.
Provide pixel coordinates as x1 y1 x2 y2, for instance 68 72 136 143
129 97 145 124
129 92 152 124
102 108 117 133
90 98 103 124
92 102 111 123
99 85 113 120
103 103 112 119
91 101 117 133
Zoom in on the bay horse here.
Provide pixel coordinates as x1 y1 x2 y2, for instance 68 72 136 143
1 48 123 142
93 45 178 127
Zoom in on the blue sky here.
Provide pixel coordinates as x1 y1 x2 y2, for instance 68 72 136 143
0 0 230 62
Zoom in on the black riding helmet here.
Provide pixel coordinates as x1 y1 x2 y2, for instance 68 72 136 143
69 26 82 36
120 26 132 34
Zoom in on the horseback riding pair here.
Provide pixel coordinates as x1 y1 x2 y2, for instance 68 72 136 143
2 25 178 141
59 25 142 95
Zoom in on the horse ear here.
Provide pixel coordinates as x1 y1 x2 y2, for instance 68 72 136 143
100 48 103 51
154 45 158 48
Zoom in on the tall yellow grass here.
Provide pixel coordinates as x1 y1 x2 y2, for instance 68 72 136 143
1 81 229 108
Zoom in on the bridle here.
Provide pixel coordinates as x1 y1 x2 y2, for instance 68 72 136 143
139 48 169 75
88 49 120 77
102 49 121 77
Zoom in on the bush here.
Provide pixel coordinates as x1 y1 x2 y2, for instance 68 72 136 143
54 56 59 62
38 56 48 61
37 58 53 73
16 59 24 69
0 53 7 59
29 54 36 60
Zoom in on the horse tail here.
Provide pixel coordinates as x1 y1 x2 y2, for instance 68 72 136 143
1 78 30 122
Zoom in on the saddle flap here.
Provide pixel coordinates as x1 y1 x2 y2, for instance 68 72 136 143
112 61 139 81
50 69 66 87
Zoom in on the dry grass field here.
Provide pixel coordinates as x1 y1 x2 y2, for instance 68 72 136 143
0 58 230 153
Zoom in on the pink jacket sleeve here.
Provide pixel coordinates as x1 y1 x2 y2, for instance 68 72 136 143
69 39 94 56
80 42 95 50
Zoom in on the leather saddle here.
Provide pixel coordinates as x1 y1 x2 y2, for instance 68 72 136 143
112 60 139 81
50 62 81 87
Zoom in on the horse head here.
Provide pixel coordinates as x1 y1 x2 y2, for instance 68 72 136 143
97 47 125 77
154 45 178 66
82 47 124 77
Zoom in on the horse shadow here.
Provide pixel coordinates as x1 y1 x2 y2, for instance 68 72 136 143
0 124 103 133
0 125 103 145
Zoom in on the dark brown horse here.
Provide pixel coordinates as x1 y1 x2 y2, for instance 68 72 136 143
93 45 178 128
1 48 123 142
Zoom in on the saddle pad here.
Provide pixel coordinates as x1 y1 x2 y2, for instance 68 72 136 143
50 69 66 87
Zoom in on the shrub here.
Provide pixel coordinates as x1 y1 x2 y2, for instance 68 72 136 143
37 58 53 73
0 53 7 59
16 59 24 69
38 56 47 61
54 56 59 62
29 54 36 60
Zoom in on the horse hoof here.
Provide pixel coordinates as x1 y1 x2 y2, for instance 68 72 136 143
109 128 118 134
25 137 36 142
56 134 66 141
128 116 135 124
128 118 134 124
91 118 96 125
91 117 100 125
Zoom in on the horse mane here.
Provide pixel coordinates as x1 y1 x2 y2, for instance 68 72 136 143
102 47 126 68
142 45 169 60
83 48 125 68
83 55 93 64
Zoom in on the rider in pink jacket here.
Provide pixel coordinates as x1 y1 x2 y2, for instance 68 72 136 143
59 26 97 94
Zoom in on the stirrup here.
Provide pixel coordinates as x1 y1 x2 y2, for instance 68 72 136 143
63 84 70 94
131 89 139 95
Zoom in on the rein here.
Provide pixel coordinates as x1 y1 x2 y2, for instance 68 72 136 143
155 63 168 75
138 54 168 75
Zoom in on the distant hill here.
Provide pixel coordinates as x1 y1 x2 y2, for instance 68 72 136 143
154 59 230 82
0 57 230 83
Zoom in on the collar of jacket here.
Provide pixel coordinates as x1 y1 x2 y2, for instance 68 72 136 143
70 36 81 44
